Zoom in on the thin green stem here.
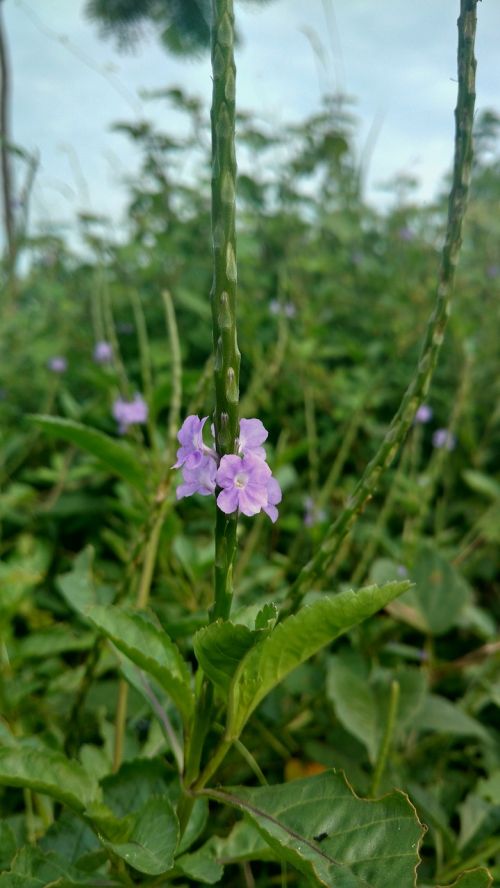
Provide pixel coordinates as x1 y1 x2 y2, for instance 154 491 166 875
113 678 129 772
370 679 400 797
285 0 478 611
192 737 232 792
163 289 182 462
234 739 268 786
210 0 240 622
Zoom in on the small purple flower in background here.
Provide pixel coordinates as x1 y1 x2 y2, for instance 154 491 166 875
269 299 296 319
216 453 272 518
173 415 212 469
113 394 148 434
486 264 499 279
398 226 414 242
177 456 217 500
48 356 67 373
414 404 433 424
303 495 327 528
173 415 282 521
432 428 456 451
94 341 113 364
397 565 408 578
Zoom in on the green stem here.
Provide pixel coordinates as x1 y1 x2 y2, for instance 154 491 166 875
192 737 232 792
210 0 240 622
285 0 478 611
370 679 399 797
113 679 129 772
162 289 182 462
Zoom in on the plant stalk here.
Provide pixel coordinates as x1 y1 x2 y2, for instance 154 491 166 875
285 0 478 610
210 0 240 622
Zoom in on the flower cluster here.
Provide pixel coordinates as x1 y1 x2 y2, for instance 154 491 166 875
113 394 148 434
174 415 282 522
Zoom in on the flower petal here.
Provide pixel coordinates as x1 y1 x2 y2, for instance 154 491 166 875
217 487 239 514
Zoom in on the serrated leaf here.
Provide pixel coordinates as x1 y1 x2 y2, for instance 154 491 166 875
85 605 195 727
193 621 260 691
226 580 410 738
0 747 99 813
0 845 91 887
100 796 179 876
207 770 423 887
437 867 493 887
31 415 148 493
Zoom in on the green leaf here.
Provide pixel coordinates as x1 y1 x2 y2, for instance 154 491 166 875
0 822 17 871
0 845 98 887
326 651 378 761
174 842 223 884
193 621 261 692
85 605 195 727
213 820 275 863
437 868 493 887
462 469 500 500
410 545 472 635
31 415 148 493
100 796 179 876
327 655 427 764
418 695 491 742
226 580 410 738
56 547 98 614
208 770 423 887
39 812 101 868
0 747 99 813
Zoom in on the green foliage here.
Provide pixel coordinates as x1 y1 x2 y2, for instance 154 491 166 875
225 581 410 738
85 604 195 727
210 770 423 887
1 15 499 884
31 416 149 493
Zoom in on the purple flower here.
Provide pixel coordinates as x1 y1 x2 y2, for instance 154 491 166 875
113 394 148 434
415 404 433 424
432 428 456 451
173 414 282 521
216 453 272 517
398 226 414 242
269 299 296 319
486 264 499 279
237 418 268 460
176 455 217 499
303 495 327 528
173 415 211 469
48 356 67 373
263 476 282 523
397 565 408 577
94 341 113 364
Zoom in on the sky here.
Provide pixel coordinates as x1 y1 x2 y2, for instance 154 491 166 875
3 0 500 242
